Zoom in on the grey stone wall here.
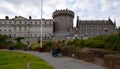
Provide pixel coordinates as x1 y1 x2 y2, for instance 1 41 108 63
104 54 120 69
53 9 74 40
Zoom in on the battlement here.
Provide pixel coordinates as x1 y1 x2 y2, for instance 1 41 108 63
52 9 74 18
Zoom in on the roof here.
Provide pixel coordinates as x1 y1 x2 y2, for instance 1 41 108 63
77 18 114 26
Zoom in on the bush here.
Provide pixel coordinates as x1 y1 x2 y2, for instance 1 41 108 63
82 35 105 49
43 41 56 49
13 42 26 49
61 45 81 52
104 33 120 51
30 44 40 51
0 34 9 48
67 40 74 46
15 37 24 42
67 39 81 47
114 32 120 50
84 39 104 48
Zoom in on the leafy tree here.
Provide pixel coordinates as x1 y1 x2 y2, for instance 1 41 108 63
105 33 120 50
84 35 105 48
117 26 120 32
15 37 24 42
0 34 8 48
67 40 74 46
13 42 26 49
13 37 26 49
43 41 55 49
114 32 120 50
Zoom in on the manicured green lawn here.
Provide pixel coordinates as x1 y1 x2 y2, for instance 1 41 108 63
0 51 53 69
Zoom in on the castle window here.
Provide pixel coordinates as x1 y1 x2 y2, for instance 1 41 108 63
35 34 37 37
49 22 51 24
4 29 6 31
24 27 27 31
44 22 46 24
4 22 6 24
14 21 16 24
24 34 26 37
44 26 46 28
9 29 11 32
30 22 32 24
14 27 16 30
29 34 31 37
9 21 11 24
19 27 21 31
20 21 21 24
25 21 27 24
35 21 37 24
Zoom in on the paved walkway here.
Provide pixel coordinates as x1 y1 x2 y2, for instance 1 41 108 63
15 50 107 69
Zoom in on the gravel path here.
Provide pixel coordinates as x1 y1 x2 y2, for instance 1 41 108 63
15 50 107 69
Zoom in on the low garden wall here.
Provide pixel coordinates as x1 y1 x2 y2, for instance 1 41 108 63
89 48 112 58
62 50 95 62
104 54 120 69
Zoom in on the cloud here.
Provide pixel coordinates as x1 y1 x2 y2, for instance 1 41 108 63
0 0 119 26
0 0 40 18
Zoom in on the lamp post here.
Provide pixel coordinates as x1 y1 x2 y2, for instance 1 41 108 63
38 0 44 52
27 21 30 50
40 0 43 48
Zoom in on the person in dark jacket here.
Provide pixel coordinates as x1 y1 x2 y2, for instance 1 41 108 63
52 47 63 57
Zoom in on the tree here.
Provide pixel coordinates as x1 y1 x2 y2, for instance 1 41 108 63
114 32 120 50
0 34 8 48
104 33 117 50
43 41 56 50
15 37 24 43
117 26 120 32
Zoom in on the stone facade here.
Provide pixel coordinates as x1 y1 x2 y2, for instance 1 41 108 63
0 9 117 42
0 16 53 38
0 16 53 44
76 16 116 38
52 9 74 40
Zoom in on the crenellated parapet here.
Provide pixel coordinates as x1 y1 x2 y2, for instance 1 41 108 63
52 9 74 18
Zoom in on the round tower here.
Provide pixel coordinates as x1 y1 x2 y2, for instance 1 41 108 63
52 9 74 40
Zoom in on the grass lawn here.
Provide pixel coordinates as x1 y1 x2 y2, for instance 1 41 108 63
0 50 53 69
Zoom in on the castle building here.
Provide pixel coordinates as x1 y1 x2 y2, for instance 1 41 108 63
0 9 117 43
52 9 74 40
0 16 53 39
76 16 116 38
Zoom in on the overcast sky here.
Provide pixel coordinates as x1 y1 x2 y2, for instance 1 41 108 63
0 0 120 27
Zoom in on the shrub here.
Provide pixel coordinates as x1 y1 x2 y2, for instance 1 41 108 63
30 44 40 51
15 37 24 42
114 32 120 50
67 40 74 46
67 39 81 47
86 40 104 48
13 42 26 49
43 41 56 49
104 33 120 51
0 34 9 48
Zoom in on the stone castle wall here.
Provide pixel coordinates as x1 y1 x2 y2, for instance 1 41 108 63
53 9 74 40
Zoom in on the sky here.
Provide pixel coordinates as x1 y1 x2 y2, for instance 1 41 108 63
0 0 120 27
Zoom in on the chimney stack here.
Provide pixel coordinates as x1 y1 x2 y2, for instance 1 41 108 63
5 16 9 19
15 16 17 18
29 16 32 19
